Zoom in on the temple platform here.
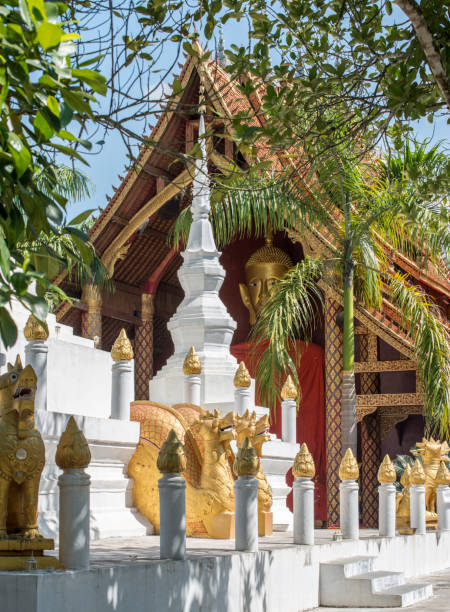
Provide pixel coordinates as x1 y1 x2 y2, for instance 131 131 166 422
1 530 449 612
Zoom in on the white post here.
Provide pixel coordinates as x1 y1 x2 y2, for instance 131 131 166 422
437 486 450 532
159 473 186 560
293 478 314 545
184 374 201 405
410 485 426 535
234 475 258 552
25 340 48 411
234 386 252 416
378 483 396 537
340 480 359 540
281 398 296 444
58 468 91 570
111 360 134 419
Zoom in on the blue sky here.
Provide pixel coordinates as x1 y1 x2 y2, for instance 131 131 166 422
67 19 450 219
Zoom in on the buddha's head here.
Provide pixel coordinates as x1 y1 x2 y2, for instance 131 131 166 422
239 235 292 325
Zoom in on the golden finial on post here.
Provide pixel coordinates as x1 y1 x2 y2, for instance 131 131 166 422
293 442 315 479
55 416 91 470
339 448 359 481
410 458 426 485
24 314 49 341
111 328 133 361
234 361 251 388
281 374 297 400
377 454 396 484
157 429 186 474
435 460 450 486
400 463 412 487
183 346 202 375
234 436 260 477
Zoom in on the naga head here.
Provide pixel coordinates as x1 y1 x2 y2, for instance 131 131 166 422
0 356 37 437
192 409 237 445
412 437 450 465
236 411 270 457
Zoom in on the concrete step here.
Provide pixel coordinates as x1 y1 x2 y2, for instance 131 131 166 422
320 556 433 608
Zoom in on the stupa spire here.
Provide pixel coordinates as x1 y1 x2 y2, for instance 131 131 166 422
217 25 227 68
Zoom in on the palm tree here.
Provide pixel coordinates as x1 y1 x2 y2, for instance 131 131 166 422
172 141 450 443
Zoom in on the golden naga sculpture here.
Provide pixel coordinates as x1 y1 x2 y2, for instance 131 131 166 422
55 416 91 470
377 454 396 484
396 438 450 531
293 443 315 479
183 346 202 375
0 356 45 540
129 401 274 539
129 401 237 538
339 448 359 481
239 233 293 325
111 328 133 361
234 409 272 535
24 314 49 341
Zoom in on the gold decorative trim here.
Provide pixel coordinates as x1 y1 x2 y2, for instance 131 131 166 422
357 393 424 408
281 374 297 400
157 429 186 474
339 448 359 481
234 362 251 388
377 454 396 484
55 416 91 470
24 314 49 341
183 347 202 375
111 328 134 361
293 443 315 479
233 436 259 477
355 360 416 373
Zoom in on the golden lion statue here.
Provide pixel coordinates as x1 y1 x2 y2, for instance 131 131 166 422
0 356 45 539
129 401 273 538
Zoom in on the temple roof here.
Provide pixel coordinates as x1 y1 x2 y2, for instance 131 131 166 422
55 42 449 355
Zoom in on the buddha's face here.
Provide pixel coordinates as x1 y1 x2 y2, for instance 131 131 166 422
239 261 290 325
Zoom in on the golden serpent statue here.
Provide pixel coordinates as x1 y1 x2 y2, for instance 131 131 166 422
128 401 272 538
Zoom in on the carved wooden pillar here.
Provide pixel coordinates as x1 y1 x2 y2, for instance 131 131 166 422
325 293 343 526
134 293 154 400
360 333 380 528
81 284 102 348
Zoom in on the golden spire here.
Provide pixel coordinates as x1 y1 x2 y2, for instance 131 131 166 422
157 429 186 474
183 346 202 375
339 448 359 481
293 442 315 479
410 458 426 485
400 463 412 488
435 460 450 486
24 314 49 341
233 436 260 477
234 361 251 388
111 328 133 361
281 374 297 400
55 416 91 470
377 454 396 484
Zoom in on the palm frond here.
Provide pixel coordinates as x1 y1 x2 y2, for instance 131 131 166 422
250 257 324 413
387 272 450 437
35 165 94 203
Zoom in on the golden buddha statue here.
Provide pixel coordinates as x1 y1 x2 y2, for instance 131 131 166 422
239 234 293 325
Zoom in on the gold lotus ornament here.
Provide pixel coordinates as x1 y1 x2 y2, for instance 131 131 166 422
377 454 396 484
293 443 315 479
157 429 186 474
281 374 297 400
234 436 259 477
410 458 426 485
111 328 133 361
339 448 359 481
183 347 202 375
55 417 91 470
435 460 450 486
24 314 49 341
234 362 251 388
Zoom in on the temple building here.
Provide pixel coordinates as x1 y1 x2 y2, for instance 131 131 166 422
54 42 450 528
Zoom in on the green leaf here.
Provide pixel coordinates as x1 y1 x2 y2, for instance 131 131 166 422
72 69 107 95
0 236 10 275
47 95 60 117
0 307 18 348
68 209 95 225
21 293 49 321
7 133 31 178
37 22 62 50
34 111 53 140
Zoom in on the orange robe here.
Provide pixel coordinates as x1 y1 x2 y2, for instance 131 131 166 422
230 340 327 521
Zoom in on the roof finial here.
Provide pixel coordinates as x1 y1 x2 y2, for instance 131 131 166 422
217 25 227 68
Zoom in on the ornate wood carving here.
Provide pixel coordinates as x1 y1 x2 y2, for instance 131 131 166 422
357 393 425 408
355 360 416 373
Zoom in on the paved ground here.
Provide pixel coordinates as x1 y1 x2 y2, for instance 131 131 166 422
311 568 450 612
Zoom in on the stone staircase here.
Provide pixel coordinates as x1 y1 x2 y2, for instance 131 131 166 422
320 556 433 608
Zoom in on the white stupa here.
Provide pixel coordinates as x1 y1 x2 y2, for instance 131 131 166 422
149 114 238 411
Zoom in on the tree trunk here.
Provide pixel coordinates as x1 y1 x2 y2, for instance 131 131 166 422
394 0 450 110
341 262 357 456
